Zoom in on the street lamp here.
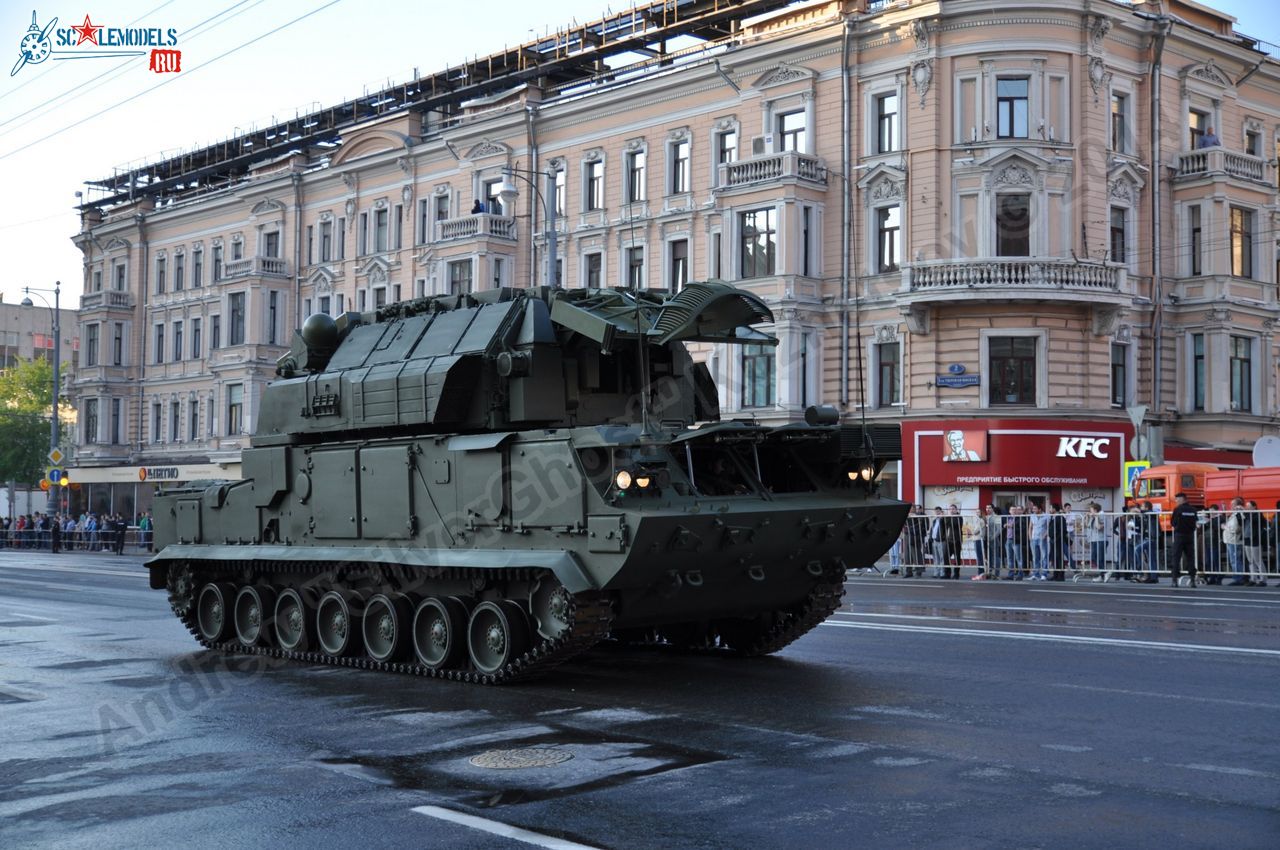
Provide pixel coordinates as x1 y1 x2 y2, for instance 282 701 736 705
499 166 559 288
21 281 60 515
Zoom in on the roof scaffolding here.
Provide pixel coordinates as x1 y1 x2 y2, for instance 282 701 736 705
84 0 798 209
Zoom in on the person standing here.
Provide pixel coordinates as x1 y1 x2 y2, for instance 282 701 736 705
1168 492 1200 588
943 504 964 579
1004 506 1027 580
1243 500 1267 586
1085 503 1107 577
905 505 928 577
1047 503 1068 581
1223 498 1246 585
1141 500 1162 582
1062 502 1079 576
1200 504 1223 585
985 505 1004 580
929 506 947 578
1028 503 1050 581
50 513 61 555
969 509 987 580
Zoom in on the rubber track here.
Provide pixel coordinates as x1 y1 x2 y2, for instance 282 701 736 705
168 560 614 685
737 574 846 656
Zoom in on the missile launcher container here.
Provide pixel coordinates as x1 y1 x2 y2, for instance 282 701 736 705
148 283 908 683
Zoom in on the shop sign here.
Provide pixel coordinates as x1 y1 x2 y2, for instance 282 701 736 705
915 426 1124 489
1055 437 1112 459
138 466 180 481
936 374 980 388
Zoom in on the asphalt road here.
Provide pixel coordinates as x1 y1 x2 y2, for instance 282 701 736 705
1 551 1278 849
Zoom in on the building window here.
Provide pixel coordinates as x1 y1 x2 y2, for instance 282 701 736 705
337 218 346 259
264 231 280 258
670 239 689 290
1230 207 1253 278
626 247 645 288
113 262 126 290
875 92 900 153
717 129 737 166
711 232 722 279
231 240 243 261
996 195 1031 257
192 249 203 287
801 206 813 277
154 324 164 364
110 398 121 444
1189 109 1209 149
996 78 1029 139
112 322 124 366
1110 92 1128 153
777 110 806 152
669 140 690 194
358 290 367 312
173 321 183 362
268 291 280 344
320 221 333 261
174 253 184 291
393 204 403 249
1109 207 1127 265
434 195 450 229
585 253 602 288
151 402 162 443
229 292 246 345
84 399 98 445
170 401 180 442
1189 206 1202 276
448 259 473 295
1245 128 1261 157
553 167 566 217
212 245 223 282
207 396 215 437
191 318 201 359
358 212 368 255
739 208 777 278
626 150 646 203
1230 336 1252 412
1110 343 1127 407
876 342 900 407
741 344 776 408
1192 333 1205 411
876 205 901 273
155 256 166 294
226 383 244 435
210 315 221 350
189 399 199 442
988 336 1036 405
85 323 99 367
585 160 604 211
91 269 102 292
319 295 331 315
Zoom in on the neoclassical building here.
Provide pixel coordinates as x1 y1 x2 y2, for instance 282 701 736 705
69 0 1280 514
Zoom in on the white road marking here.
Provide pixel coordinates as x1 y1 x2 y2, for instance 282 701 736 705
977 606 1093 614
1177 763 1277 779
820 620 1280 657
5 612 55 622
1051 683 1280 710
833 611 1131 634
411 806 603 850
0 562 148 580
1026 588 1280 607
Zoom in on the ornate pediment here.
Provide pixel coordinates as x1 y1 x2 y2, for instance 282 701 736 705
464 139 510 160
752 63 816 90
105 236 130 252
874 323 901 344
357 255 391 279
981 149 1050 191
250 198 285 219
857 162 907 194
1183 58 1231 88
307 267 336 292
1106 161 1146 205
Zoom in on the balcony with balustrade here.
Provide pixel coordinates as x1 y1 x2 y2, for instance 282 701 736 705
221 256 290 280
716 150 827 194
79 290 134 314
898 257 1134 308
435 213 517 243
1173 147 1272 188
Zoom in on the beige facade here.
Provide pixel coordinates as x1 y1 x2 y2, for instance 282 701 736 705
0 299 78 373
70 0 1280 481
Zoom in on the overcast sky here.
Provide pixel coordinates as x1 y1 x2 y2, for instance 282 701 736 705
0 0 1275 306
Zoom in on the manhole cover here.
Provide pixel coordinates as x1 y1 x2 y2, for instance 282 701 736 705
469 748 574 770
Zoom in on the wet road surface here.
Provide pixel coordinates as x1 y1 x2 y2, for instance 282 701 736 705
1 553 1278 848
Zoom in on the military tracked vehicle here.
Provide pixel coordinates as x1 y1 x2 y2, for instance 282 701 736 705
149 282 907 683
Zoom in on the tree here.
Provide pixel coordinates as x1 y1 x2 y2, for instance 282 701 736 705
0 357 71 486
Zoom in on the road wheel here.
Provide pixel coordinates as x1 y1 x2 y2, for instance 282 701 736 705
413 596 469 670
467 600 530 675
316 590 363 657
275 588 313 652
234 585 276 646
195 582 235 642
530 576 572 640
362 593 411 663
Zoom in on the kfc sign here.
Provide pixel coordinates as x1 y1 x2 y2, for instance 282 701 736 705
1056 437 1112 459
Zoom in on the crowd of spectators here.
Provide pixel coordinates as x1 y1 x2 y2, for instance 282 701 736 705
0 511 152 554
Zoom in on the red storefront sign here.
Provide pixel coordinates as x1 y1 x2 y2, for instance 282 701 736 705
903 420 1127 494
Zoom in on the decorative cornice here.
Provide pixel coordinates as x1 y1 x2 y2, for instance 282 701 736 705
1184 58 1231 88
911 59 933 109
1089 14 1112 54
464 139 509 160
1088 57 1112 104
752 63 816 89
910 18 930 52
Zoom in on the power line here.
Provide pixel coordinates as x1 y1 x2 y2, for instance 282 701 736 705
0 0 347 164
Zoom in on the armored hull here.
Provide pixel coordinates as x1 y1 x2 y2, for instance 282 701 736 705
150 284 907 683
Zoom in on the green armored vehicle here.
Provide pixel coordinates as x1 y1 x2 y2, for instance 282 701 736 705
149 283 907 683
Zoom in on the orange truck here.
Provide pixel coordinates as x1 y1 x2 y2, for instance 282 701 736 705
1204 468 1280 512
1130 463 1217 530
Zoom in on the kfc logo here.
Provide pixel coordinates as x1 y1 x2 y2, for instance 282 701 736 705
1056 437 1111 459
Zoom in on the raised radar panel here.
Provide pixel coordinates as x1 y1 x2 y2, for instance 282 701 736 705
146 283 908 684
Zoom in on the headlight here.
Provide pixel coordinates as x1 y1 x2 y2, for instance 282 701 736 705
860 465 874 481
635 473 651 489
615 470 633 490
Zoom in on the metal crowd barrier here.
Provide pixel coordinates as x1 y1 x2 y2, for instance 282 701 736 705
878 508 1278 586
0 527 153 553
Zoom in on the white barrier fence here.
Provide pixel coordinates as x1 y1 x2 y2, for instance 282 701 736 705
883 508 1276 585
